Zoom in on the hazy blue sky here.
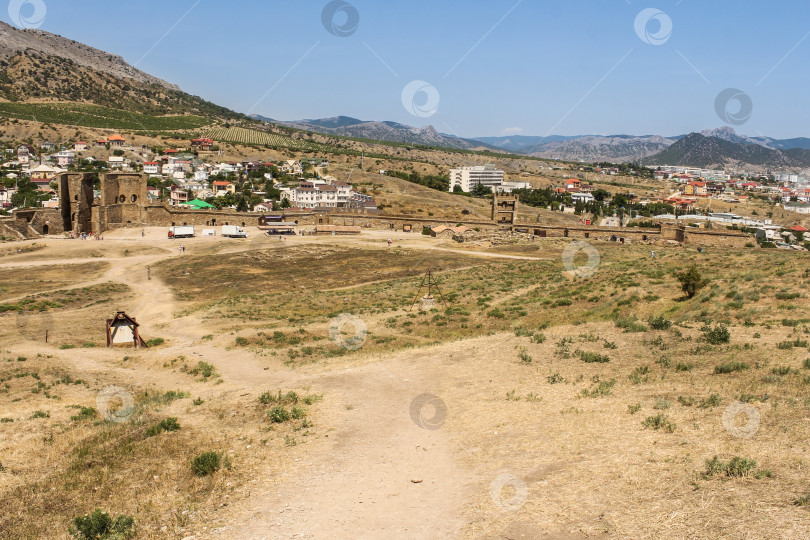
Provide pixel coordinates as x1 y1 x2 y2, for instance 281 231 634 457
4 1 810 138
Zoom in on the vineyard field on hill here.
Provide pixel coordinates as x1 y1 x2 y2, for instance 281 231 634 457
193 126 321 151
0 102 210 130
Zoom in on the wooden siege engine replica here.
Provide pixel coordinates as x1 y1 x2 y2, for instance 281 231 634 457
106 311 148 348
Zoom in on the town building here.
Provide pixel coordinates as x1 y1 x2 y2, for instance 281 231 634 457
448 165 504 192
143 162 160 175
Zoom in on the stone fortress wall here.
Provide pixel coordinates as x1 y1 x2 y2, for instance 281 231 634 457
8 172 750 248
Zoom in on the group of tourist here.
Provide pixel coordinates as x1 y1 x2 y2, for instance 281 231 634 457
69 231 103 240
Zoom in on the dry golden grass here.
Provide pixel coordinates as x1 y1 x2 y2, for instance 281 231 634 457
0 230 808 538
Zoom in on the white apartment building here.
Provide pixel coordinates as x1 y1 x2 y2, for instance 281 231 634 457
281 181 355 209
775 173 799 184
448 165 504 192
143 162 160 175
108 156 127 169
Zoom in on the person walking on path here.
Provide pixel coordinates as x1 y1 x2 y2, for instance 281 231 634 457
147 266 151 280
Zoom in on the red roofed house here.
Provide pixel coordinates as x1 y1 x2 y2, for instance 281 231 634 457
684 181 708 197
664 197 696 211
73 141 88 151
191 138 214 150
107 134 126 147
213 181 235 195
564 178 581 192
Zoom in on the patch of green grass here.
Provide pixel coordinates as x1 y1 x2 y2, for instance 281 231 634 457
580 379 615 398
704 456 759 478
642 413 676 432
145 337 165 347
629 366 650 384
714 361 748 374
615 316 648 333
68 508 134 540
145 417 180 437
628 403 642 414
675 362 694 372
648 315 672 330
793 494 810 506
182 361 218 381
268 406 291 423
699 393 722 408
677 396 695 407
70 406 97 422
259 390 300 405
191 451 222 477
579 351 610 363
518 347 532 364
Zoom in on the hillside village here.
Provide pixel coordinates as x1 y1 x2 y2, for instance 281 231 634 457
2 134 378 215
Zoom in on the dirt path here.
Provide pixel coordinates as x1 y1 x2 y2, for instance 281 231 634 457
6 231 478 538
209 355 474 540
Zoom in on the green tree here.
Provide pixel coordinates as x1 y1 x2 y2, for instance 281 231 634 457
472 182 492 197
592 188 610 202
674 265 708 299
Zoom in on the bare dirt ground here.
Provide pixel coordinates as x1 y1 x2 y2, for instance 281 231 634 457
1 227 809 539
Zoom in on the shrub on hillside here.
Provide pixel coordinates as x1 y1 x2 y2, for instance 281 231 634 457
703 324 730 344
69 509 134 539
191 451 222 477
648 315 672 330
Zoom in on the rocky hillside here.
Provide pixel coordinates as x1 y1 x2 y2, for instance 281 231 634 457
526 134 675 162
0 21 243 119
261 115 497 151
644 132 810 170
0 21 173 88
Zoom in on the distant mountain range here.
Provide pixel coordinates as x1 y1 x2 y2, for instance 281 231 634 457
257 115 810 170
250 115 496 151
